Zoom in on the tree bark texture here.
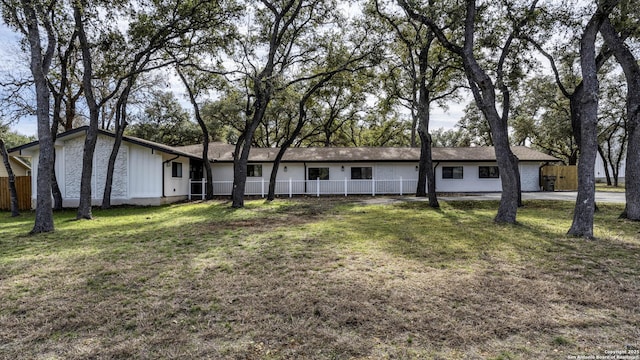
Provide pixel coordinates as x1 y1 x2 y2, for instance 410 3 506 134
102 108 127 209
20 0 56 233
102 81 134 209
74 2 100 219
415 46 438 208
462 0 519 223
49 33 78 211
176 68 213 200
567 8 611 238
0 138 20 217
49 125 63 210
267 105 307 201
415 89 438 207
397 0 521 222
232 98 268 208
600 18 640 220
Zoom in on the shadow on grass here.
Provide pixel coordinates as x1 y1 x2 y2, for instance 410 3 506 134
1 198 639 359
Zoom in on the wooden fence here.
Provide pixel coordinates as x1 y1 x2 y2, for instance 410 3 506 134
540 165 578 191
0 176 32 211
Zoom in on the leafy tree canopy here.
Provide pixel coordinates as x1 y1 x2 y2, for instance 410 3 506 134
126 90 201 146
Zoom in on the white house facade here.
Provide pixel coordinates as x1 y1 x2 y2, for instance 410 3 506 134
179 143 559 198
10 127 559 208
10 127 199 208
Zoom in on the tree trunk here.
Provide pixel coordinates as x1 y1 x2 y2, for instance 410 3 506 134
490 117 520 222
102 116 126 209
466 64 520 222
231 140 249 208
461 29 519 221
50 152 63 210
202 137 214 200
50 96 64 211
416 129 428 196
410 109 418 148
414 37 438 207
102 82 133 209
597 145 612 185
50 125 63 210
417 131 438 207
75 2 100 219
416 120 439 207
267 110 306 201
267 148 287 201
232 93 269 208
0 138 20 217
623 120 640 219
600 18 640 220
49 31 77 211
175 68 213 200
567 8 607 238
21 0 56 233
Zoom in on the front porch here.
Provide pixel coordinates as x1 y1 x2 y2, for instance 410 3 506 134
189 177 421 199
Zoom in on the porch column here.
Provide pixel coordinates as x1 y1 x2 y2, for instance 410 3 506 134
344 177 348 196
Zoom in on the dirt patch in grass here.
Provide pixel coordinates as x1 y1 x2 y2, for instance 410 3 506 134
1 199 638 359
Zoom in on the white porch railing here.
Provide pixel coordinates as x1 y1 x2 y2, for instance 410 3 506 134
189 177 420 199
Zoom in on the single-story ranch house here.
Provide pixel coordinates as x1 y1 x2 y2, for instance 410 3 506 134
9 126 559 208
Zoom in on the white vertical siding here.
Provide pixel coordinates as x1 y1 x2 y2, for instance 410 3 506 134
129 145 162 198
30 150 38 203
162 155 190 197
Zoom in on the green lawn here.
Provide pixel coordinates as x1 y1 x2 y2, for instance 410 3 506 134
596 183 626 193
1 198 638 359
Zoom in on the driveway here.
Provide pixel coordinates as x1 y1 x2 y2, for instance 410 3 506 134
440 191 626 203
361 191 626 205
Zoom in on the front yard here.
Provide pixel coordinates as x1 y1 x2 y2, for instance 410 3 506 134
1 198 638 359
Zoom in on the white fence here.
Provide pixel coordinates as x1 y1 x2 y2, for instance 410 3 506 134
189 177 420 199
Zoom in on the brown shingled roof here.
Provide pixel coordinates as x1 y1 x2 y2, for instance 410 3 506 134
176 143 559 163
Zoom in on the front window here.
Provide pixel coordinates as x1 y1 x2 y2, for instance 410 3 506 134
479 166 499 178
172 162 183 178
442 166 463 179
308 167 329 180
351 167 373 179
247 164 262 177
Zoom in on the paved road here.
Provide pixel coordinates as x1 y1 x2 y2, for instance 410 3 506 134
440 191 626 203
361 191 626 205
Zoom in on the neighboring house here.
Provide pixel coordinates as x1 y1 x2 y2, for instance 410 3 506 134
0 155 32 211
9 126 202 208
178 143 560 197
9 126 560 208
0 156 31 177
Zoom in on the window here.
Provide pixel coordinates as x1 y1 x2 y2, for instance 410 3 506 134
442 166 463 179
308 167 329 180
172 162 183 178
247 164 262 177
479 166 499 178
351 167 373 179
